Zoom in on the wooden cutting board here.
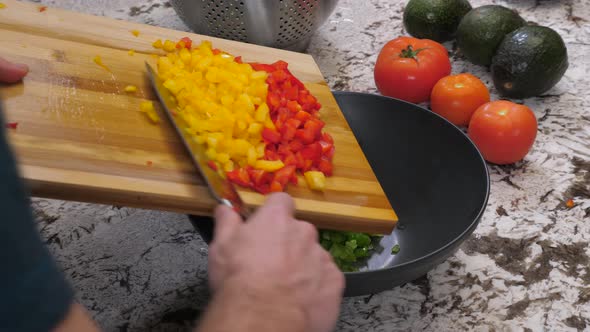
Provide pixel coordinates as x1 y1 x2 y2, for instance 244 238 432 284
0 0 397 233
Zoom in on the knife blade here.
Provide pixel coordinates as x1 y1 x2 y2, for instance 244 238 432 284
145 62 250 218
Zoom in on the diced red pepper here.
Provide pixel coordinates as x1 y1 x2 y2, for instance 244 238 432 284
249 63 275 72
5 122 18 129
268 93 281 109
304 119 325 139
207 160 218 171
284 85 299 101
321 132 334 144
177 37 193 49
262 128 281 144
271 70 288 83
270 180 284 192
272 60 289 70
273 165 296 186
294 110 312 122
318 158 333 176
319 140 333 154
264 147 280 161
301 142 322 162
227 168 251 187
234 56 243 64
289 140 304 152
39 6 47 12
283 152 298 166
295 128 316 144
303 159 314 172
325 146 335 159
247 168 272 187
286 100 302 113
290 173 298 185
280 122 297 141
212 48 222 55
229 58 336 194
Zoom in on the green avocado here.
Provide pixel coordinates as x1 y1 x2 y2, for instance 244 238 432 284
491 26 569 98
403 0 472 42
456 5 526 66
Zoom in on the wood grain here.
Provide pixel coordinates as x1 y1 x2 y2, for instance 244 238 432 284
0 0 397 233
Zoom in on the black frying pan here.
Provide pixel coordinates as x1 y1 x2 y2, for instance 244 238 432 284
190 91 490 296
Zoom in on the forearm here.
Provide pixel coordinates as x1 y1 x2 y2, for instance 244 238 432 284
195 279 307 332
53 303 101 332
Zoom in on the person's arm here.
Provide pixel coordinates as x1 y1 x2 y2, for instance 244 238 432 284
196 194 345 332
195 278 307 332
0 58 99 332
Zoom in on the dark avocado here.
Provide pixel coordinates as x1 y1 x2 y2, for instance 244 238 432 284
456 5 526 66
491 26 568 98
403 0 472 42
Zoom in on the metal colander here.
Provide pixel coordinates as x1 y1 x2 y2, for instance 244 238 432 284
170 0 339 52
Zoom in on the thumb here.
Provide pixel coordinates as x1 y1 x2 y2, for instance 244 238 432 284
212 205 242 244
0 58 28 83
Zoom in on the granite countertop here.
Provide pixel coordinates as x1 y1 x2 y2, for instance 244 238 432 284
27 0 589 331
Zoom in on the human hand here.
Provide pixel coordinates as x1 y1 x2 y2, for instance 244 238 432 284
0 57 28 83
208 193 344 332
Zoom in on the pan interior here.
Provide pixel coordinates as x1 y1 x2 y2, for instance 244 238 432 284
333 92 489 272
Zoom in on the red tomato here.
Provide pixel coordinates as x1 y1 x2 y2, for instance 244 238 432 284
468 101 537 165
430 73 490 126
374 36 451 103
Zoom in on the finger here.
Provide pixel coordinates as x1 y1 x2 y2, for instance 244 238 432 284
251 192 295 224
323 259 346 294
212 204 242 244
318 245 332 264
0 58 28 83
294 220 319 244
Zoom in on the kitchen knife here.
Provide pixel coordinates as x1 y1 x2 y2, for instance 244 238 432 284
145 62 251 218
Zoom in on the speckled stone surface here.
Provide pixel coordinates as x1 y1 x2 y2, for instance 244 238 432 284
24 0 590 331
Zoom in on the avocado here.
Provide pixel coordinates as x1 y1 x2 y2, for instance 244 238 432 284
403 0 472 42
491 26 568 98
456 5 526 66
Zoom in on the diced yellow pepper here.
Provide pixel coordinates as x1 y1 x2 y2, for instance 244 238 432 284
152 39 163 49
124 85 137 93
179 47 191 64
247 122 263 136
131 30 140 37
256 143 266 158
140 101 154 113
152 39 275 171
232 139 252 156
163 79 182 95
255 160 285 172
128 49 135 56
163 39 176 52
255 103 269 122
206 148 217 160
93 55 111 72
223 160 235 172
247 147 257 166
304 171 326 191
0 3 6 9
216 153 230 164
140 101 160 124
